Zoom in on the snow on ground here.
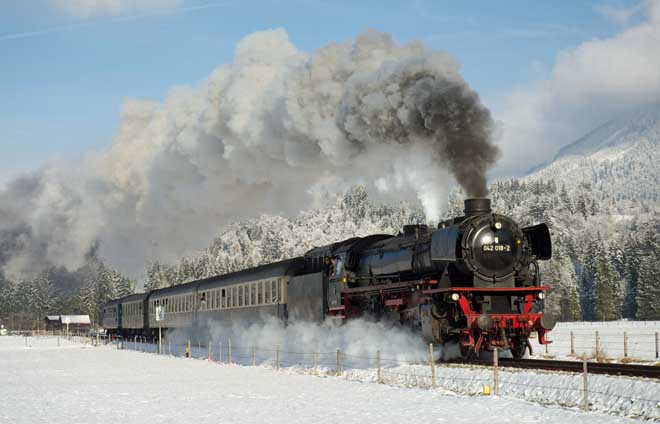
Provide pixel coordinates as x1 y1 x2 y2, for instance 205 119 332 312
541 321 660 362
0 336 656 424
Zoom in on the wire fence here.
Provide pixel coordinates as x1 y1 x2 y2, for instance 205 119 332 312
543 327 660 361
43 332 659 420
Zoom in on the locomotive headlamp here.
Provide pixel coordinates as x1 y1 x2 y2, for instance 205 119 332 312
537 292 545 300
494 221 502 230
451 293 460 301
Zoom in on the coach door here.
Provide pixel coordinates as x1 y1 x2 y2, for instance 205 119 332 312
326 254 345 311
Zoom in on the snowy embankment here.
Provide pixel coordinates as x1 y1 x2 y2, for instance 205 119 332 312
2 336 658 423
540 321 660 362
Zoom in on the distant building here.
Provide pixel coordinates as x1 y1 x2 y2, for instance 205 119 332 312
44 315 92 332
44 316 61 331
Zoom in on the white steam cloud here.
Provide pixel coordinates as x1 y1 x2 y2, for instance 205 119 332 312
166 317 460 365
0 29 497 279
497 0 660 176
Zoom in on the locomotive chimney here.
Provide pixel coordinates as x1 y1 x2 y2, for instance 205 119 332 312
464 198 491 217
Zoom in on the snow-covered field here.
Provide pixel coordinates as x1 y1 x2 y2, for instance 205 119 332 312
1 335 658 423
542 321 660 362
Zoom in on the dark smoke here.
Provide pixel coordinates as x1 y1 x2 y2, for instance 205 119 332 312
411 76 498 197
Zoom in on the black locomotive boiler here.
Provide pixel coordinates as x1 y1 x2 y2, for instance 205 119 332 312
102 198 555 359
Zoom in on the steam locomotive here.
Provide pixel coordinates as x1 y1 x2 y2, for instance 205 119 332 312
102 198 554 359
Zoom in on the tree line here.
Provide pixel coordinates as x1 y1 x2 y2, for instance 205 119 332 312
0 254 134 330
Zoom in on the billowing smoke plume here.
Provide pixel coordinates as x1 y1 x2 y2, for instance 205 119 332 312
0 29 498 279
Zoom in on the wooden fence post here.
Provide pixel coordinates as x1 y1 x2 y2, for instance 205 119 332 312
429 343 436 389
570 331 575 356
377 350 382 384
595 331 600 358
624 332 628 358
186 339 191 358
656 332 659 359
582 357 589 412
336 348 342 375
493 347 499 396
276 345 280 371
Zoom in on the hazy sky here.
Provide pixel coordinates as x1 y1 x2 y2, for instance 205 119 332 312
0 0 635 184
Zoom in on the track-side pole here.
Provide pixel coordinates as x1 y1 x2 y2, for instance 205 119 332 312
582 357 589 412
429 343 436 389
493 347 499 396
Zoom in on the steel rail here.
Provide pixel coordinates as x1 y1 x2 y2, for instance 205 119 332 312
446 358 660 379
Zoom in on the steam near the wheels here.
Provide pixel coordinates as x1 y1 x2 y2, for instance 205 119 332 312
0 29 498 279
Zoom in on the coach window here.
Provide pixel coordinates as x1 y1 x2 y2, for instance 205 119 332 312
199 292 207 310
233 287 238 308
264 281 270 304
271 280 277 303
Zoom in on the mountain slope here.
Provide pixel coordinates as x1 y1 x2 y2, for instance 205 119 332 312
525 105 660 204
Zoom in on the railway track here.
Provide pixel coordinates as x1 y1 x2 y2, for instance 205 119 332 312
447 358 660 379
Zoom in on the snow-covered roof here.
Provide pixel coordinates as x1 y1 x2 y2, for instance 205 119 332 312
59 315 91 324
